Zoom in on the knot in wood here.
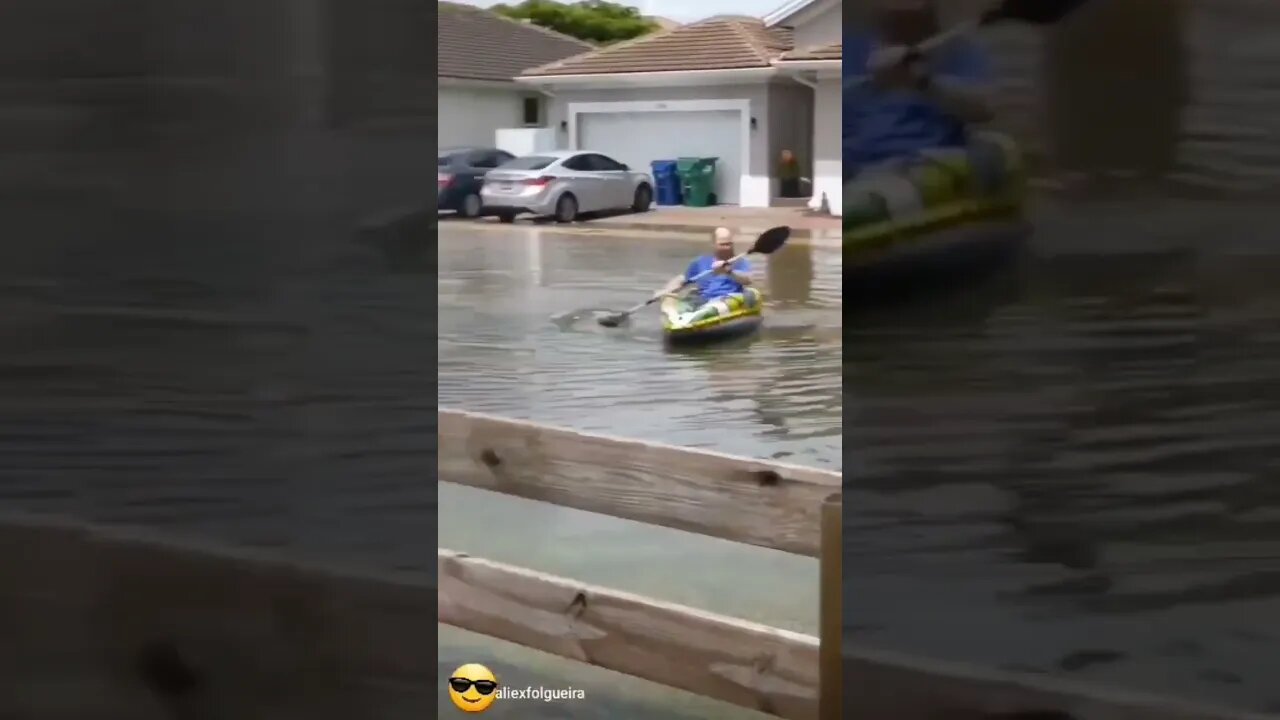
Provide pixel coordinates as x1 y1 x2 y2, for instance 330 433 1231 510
479 448 501 467
136 640 202 698
565 591 588 619
983 707 1075 712
753 469 781 487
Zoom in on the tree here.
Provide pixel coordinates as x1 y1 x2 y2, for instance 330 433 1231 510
491 0 659 45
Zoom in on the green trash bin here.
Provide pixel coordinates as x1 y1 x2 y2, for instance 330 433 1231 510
676 157 719 207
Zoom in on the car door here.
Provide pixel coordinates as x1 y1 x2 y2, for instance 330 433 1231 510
463 150 506 194
587 153 633 209
559 154 601 211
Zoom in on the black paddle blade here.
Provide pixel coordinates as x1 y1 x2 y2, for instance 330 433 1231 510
597 313 628 328
749 225 792 255
983 0 1090 25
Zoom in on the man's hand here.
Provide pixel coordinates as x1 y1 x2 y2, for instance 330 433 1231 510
712 260 732 274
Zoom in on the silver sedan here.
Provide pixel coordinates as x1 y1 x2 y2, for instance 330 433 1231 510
480 150 654 224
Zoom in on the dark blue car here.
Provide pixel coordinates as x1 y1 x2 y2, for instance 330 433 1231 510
438 147 516 218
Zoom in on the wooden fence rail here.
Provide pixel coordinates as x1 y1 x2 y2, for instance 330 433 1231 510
0 410 1270 719
439 410 1273 720
439 548 819 719
438 409 841 557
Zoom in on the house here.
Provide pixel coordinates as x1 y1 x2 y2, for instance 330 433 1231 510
515 0 842 215
437 2 592 150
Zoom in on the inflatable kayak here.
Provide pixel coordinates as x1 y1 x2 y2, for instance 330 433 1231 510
844 132 1030 300
660 288 763 344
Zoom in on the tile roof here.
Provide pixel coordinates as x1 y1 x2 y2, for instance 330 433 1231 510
438 2 593 82
776 42 842 62
521 15 795 77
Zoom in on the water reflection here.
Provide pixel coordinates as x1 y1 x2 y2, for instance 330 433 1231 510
1042 0 1189 187
847 223 1280 711
766 240 815 305
437 226 843 467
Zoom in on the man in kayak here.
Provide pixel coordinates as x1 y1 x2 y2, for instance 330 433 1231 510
845 0 1006 221
653 227 755 323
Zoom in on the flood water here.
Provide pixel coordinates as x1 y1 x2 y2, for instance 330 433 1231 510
3 0 1280 716
843 1 1280 713
437 227 843 466
846 200 1280 714
435 225 840 718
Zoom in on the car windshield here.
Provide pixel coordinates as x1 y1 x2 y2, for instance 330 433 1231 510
437 155 454 167
500 156 555 170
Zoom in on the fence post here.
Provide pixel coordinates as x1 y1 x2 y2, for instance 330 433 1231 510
819 492 842 720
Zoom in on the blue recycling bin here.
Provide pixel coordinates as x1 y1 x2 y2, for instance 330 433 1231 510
650 159 682 206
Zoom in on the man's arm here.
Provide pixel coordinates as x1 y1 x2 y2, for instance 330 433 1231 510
657 272 687 296
726 259 752 287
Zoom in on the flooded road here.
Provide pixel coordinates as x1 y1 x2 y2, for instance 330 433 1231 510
437 225 843 467
846 200 1280 714
436 224 840 718
844 1 1280 714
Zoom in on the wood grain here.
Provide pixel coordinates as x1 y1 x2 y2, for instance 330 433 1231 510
818 493 842 720
438 408 842 557
0 513 435 720
438 547 821 720
844 646 1274 720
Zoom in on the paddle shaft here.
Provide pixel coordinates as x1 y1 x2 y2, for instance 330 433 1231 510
851 20 977 89
623 250 751 315
855 0 1086 87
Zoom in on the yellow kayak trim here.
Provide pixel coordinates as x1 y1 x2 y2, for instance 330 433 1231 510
661 288 764 335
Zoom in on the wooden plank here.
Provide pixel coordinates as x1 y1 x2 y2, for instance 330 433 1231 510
818 493 842 720
844 646 1274 720
438 547 820 720
0 513 436 720
438 408 842 557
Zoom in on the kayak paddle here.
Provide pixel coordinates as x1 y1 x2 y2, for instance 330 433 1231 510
852 0 1092 87
916 0 1092 55
595 225 791 328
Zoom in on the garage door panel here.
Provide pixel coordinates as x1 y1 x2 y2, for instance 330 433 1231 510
579 110 742 205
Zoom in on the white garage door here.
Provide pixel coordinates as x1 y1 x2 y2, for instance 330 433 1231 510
578 110 743 205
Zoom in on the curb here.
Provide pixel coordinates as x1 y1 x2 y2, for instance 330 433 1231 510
441 217 843 248
582 220 841 240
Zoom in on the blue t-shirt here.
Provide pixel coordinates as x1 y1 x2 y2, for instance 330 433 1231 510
844 31 991 173
685 255 750 299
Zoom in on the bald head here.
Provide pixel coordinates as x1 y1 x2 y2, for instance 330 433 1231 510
712 227 734 259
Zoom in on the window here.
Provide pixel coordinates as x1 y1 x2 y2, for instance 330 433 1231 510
522 96 541 126
467 151 502 169
500 155 555 170
586 154 627 171
561 155 591 171
437 154 454 167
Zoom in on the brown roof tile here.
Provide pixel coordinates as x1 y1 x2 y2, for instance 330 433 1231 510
777 42 842 62
521 15 795 77
438 2 593 82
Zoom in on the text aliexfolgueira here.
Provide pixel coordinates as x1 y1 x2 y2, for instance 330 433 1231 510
496 685 586 702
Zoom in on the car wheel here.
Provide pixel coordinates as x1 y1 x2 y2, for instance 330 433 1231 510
498 212 516 224
554 194 578 223
632 184 652 213
460 193 482 219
